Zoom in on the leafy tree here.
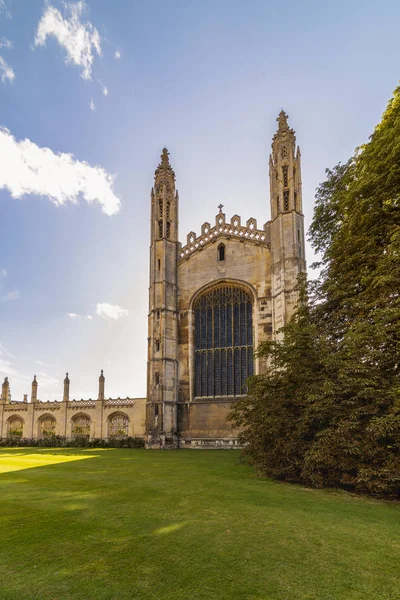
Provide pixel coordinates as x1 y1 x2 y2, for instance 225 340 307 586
230 87 400 498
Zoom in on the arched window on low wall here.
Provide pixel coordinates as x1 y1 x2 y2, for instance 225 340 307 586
71 414 91 440
108 412 129 439
38 415 56 438
7 416 24 439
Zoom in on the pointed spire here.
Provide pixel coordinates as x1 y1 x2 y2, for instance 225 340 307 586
1 377 9 402
277 110 289 131
31 375 38 403
63 372 70 402
98 369 105 401
155 147 175 179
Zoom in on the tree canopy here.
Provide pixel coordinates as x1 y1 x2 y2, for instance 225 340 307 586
229 87 400 498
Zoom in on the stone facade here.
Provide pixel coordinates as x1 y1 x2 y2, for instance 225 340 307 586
147 112 307 447
0 373 146 441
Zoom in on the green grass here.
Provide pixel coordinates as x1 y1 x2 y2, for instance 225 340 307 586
0 449 398 600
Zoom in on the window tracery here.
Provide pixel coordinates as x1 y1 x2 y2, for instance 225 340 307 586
109 414 129 438
284 190 290 211
72 415 90 439
8 416 23 438
282 165 289 187
193 285 254 398
39 416 56 438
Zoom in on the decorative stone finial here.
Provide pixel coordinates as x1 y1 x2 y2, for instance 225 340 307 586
155 147 175 179
218 203 224 214
277 110 289 130
161 147 169 163
33 375 37 384
98 369 105 400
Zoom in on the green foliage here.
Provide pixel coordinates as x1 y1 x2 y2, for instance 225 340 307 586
230 87 400 498
0 436 145 449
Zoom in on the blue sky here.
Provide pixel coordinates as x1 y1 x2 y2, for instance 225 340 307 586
0 0 399 401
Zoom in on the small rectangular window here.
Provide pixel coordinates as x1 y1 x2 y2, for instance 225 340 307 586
156 310 160 320
284 190 289 211
155 340 160 352
155 372 160 385
282 165 289 188
157 259 161 271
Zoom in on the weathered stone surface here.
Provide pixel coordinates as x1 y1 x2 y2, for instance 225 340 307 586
147 113 307 445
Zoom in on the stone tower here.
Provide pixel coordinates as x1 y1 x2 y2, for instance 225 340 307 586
270 111 306 334
146 148 179 442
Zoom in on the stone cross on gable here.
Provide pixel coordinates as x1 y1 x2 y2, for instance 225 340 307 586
218 204 224 214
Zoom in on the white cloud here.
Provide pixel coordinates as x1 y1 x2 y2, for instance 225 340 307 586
0 357 18 377
1 290 19 302
0 37 13 49
67 312 92 320
0 55 15 82
102 85 108 96
0 268 6 277
34 1 101 80
89 98 95 110
96 303 128 320
0 1 11 19
0 126 121 216
0 344 19 378
114 50 121 60
35 360 47 367
36 371 60 391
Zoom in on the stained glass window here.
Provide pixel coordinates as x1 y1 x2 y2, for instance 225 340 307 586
193 286 254 398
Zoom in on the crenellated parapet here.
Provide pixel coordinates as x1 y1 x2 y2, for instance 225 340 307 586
179 211 270 261
104 398 136 408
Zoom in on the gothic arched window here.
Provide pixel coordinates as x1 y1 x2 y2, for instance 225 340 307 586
72 414 90 439
8 416 23 438
109 413 129 439
218 244 225 261
193 285 254 398
39 415 56 438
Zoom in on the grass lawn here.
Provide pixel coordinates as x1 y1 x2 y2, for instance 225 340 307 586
0 449 398 600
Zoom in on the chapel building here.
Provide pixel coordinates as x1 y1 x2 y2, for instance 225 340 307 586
146 111 306 446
